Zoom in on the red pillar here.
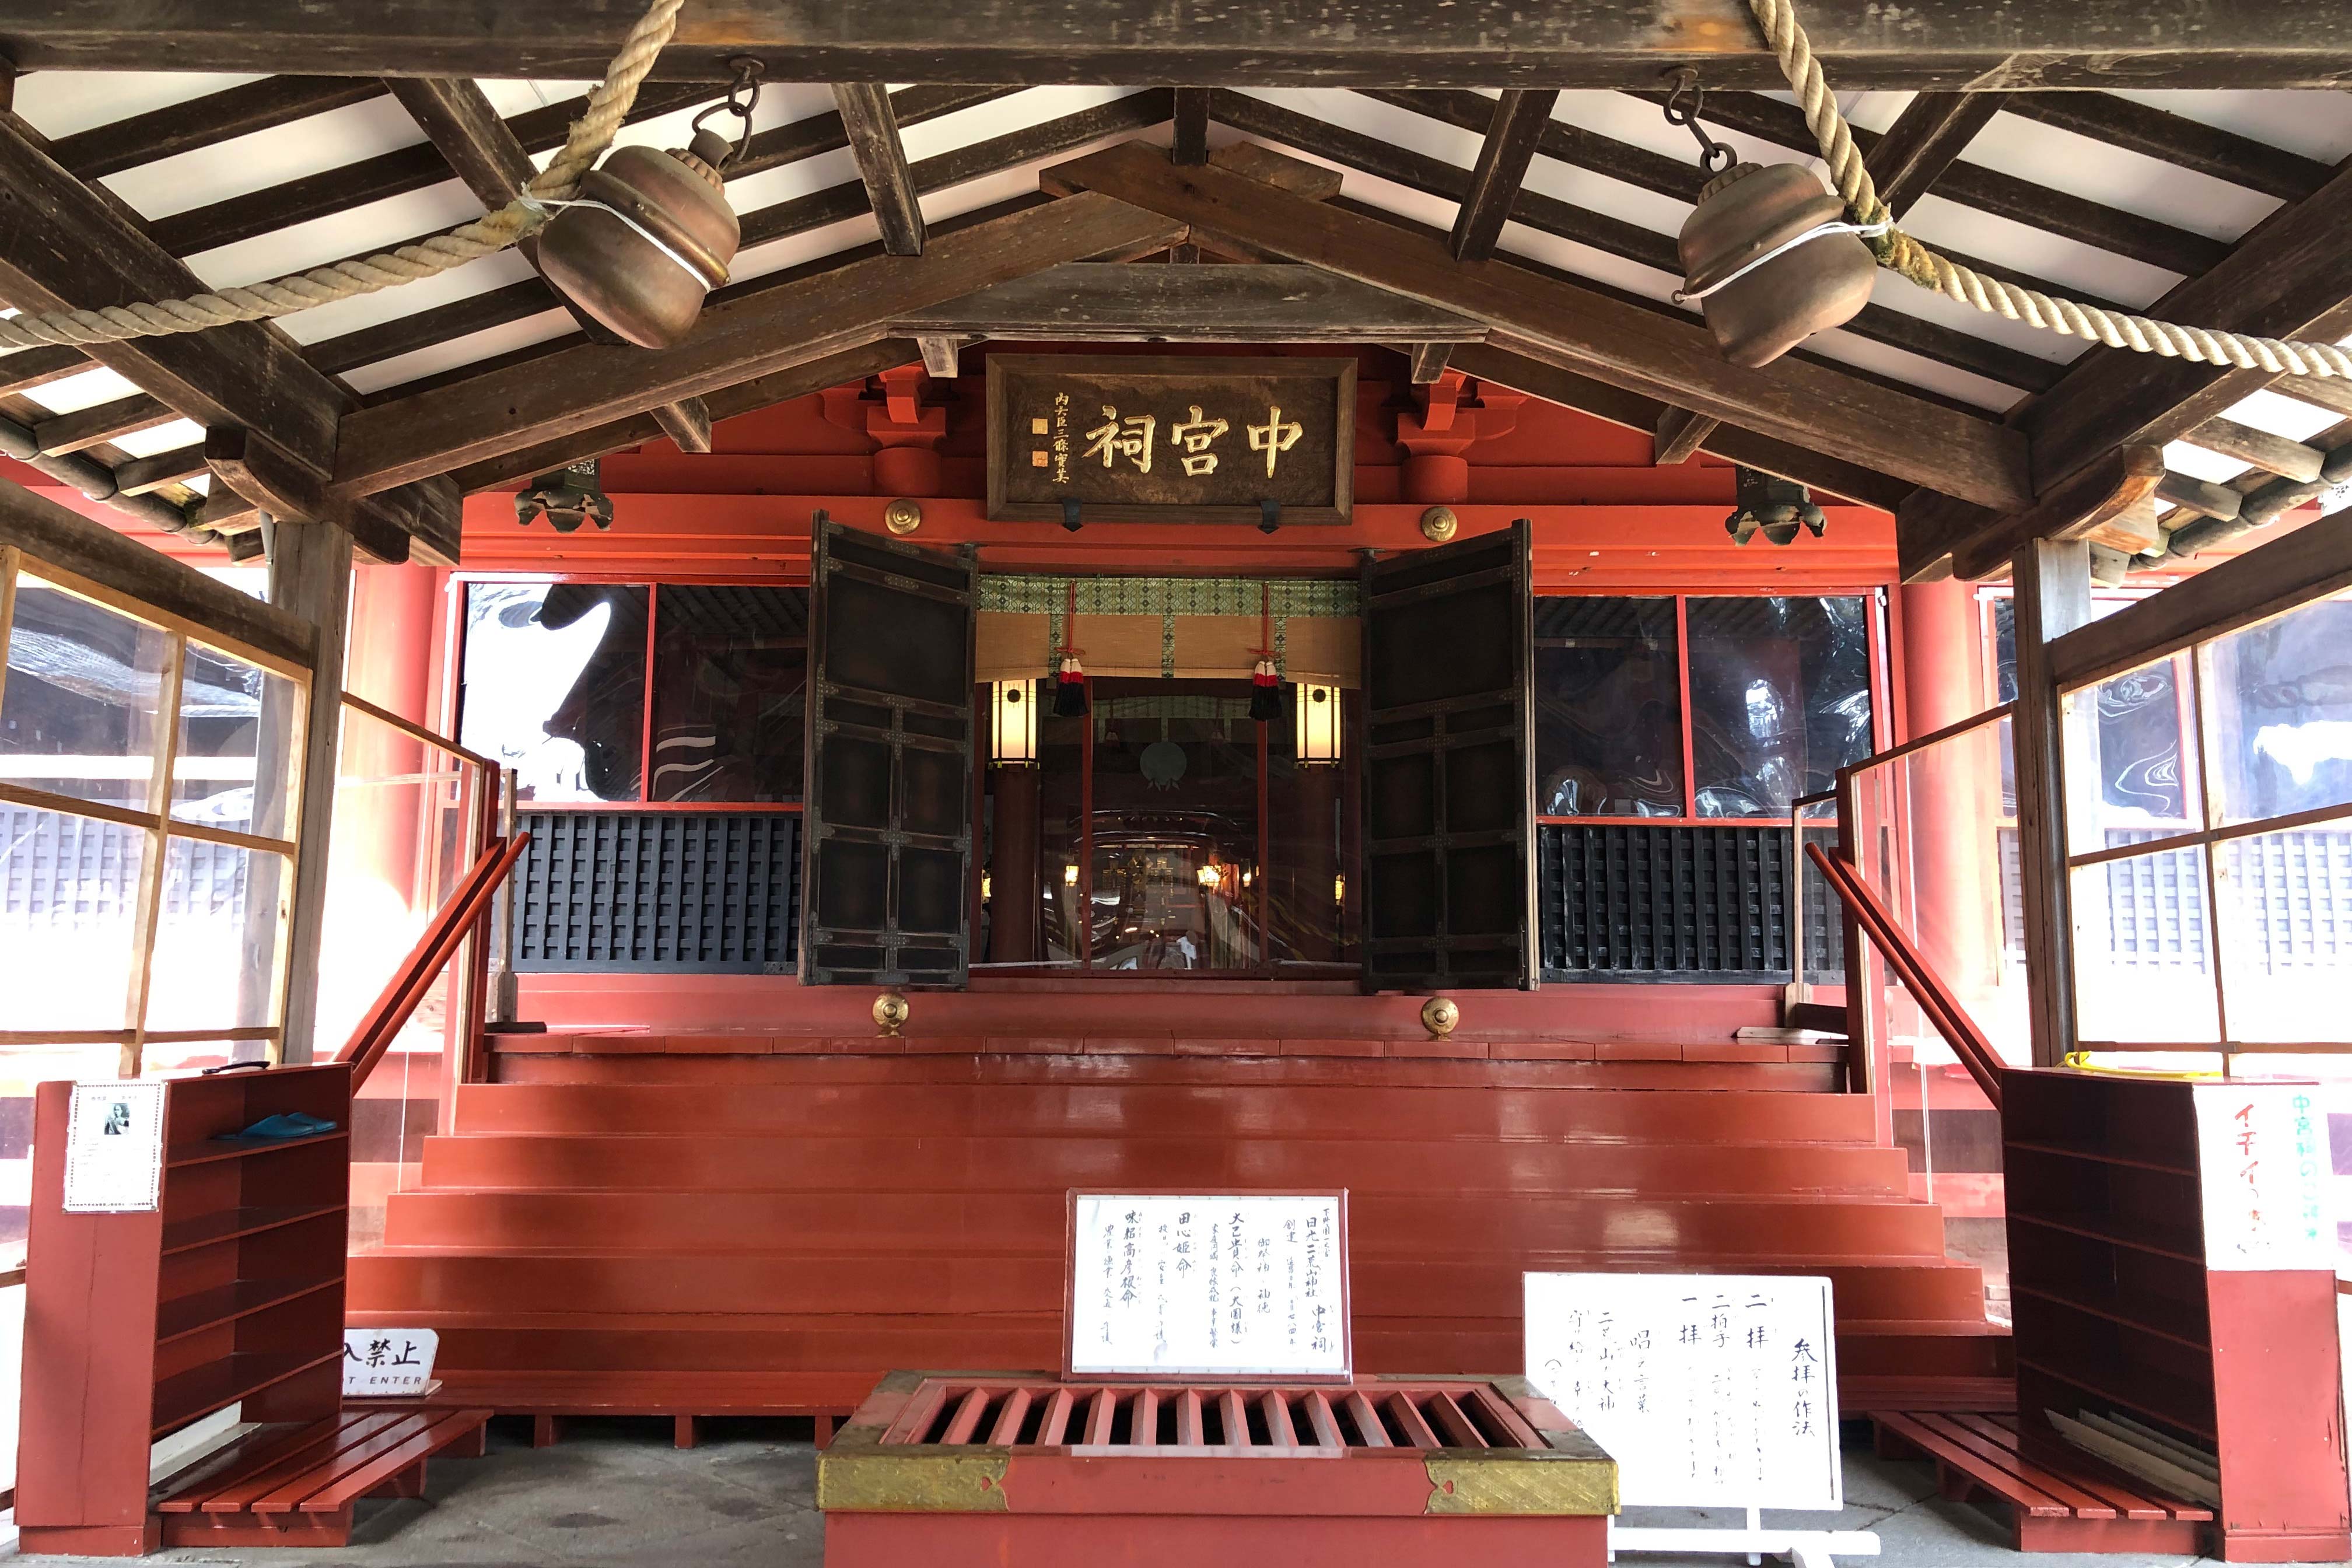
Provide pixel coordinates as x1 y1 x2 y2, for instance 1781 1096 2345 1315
341 564 439 904
1898 578 2000 998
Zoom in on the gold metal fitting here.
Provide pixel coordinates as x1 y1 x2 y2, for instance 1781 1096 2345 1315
873 991 910 1036
1421 996 1460 1038
883 498 923 535
1420 505 1459 542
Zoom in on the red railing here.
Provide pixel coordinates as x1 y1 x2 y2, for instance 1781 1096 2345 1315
337 830 529 1094
1804 841 2005 1111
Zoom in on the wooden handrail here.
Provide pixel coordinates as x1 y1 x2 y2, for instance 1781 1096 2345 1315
337 831 529 1094
1805 842 2006 1111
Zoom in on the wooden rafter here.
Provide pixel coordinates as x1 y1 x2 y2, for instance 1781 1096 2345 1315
44 77 384 181
1449 90 1558 262
1863 92 2000 218
2001 93 2333 205
833 83 927 256
1653 407 1717 467
8 2 2352 88
331 192 1189 495
1049 139 2031 509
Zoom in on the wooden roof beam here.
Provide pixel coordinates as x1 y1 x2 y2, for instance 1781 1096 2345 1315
2002 94 2333 205
9 2 2352 88
1048 139 2031 510
331 192 1190 495
44 76 384 181
1864 92 2001 218
1653 407 1718 466
887 262 1489 345
833 83 926 256
1450 90 1559 262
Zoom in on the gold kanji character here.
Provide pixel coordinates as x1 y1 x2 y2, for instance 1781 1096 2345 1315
1083 405 1156 473
1248 405 1303 477
1170 405 1229 477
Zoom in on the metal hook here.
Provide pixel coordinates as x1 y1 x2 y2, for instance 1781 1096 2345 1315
690 57 766 167
1660 67 1736 176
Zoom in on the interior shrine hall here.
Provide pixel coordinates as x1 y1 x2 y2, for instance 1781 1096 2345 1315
0 2 2350 1565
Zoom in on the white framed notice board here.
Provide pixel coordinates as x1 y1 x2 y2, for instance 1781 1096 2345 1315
1065 1191 1350 1380
1525 1272 1842 1510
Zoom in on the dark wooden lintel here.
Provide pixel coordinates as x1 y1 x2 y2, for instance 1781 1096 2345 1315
1903 444 2167 582
888 262 1489 345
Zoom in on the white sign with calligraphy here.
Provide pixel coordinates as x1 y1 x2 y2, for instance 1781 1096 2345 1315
1067 1192 1349 1380
343 1328 439 1397
2193 1083 2334 1272
1525 1273 1842 1510
62 1080 167 1212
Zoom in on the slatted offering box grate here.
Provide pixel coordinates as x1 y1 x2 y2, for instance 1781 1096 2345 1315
818 1371 1617 1567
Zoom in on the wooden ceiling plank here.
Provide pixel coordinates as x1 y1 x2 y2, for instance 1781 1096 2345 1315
832 82 927 256
2002 94 2331 205
1449 89 1559 262
332 193 1188 495
316 88 1175 393
1048 141 2030 508
888 262 1489 343
9 2 2352 89
1864 92 2001 218
1654 406 1718 466
1353 88 2062 393
1451 341 1910 511
449 338 919 492
45 76 385 181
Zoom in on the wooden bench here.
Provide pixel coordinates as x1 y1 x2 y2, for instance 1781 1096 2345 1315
1871 1410 2214 1555
156 1408 492 1548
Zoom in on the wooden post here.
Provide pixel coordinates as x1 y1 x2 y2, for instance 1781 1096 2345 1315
272 519 354 1063
2010 538 2094 1068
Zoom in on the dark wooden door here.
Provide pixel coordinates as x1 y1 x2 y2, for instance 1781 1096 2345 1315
802 514 977 988
1360 519 1535 991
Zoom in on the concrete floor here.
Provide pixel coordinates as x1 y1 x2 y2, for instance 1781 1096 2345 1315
0 1416 2320 1567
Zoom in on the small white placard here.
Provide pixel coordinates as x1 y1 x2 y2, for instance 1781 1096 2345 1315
61 1080 166 1212
1068 1192 1348 1378
2194 1083 2334 1271
1526 1272 1842 1510
343 1328 440 1397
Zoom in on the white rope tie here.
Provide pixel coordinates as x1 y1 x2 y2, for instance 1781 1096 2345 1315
1741 0 2352 379
1674 216 1891 303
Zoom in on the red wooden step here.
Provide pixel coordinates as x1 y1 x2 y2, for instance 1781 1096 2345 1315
154 1409 490 1549
382 1188 1950 1257
416 1131 1912 1198
450 1080 1880 1143
1872 1410 2210 1555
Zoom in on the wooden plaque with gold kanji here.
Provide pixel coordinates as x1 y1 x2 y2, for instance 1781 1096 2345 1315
986 355 1356 525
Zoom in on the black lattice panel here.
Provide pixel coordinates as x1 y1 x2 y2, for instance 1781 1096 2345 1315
514 810 799 972
1539 823 1792 981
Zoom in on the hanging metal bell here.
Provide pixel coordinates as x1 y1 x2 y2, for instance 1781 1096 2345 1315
1677 163 1877 369
1724 466 1828 547
536 128 741 349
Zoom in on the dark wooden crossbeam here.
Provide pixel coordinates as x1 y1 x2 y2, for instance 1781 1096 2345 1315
1902 444 2165 581
309 89 1174 390
1864 92 2000 217
2002 94 2332 205
1449 90 1558 262
1232 90 2057 397
44 77 383 180
833 83 926 256
8 2 2351 88
1653 406 1717 466
888 262 1488 345
331 192 1189 495
1050 141 2031 509
1450 343 1908 511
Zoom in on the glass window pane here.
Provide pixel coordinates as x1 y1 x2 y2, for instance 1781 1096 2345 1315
0 804 145 1030
144 838 287 1035
2213 824 2352 1045
1532 597 1682 817
2064 652 2202 848
1686 596 1874 817
2203 592 2352 827
0 577 168 813
1033 701 1087 967
2071 847 2220 1045
649 586 807 803
459 583 647 803
1090 682 1260 971
173 642 300 837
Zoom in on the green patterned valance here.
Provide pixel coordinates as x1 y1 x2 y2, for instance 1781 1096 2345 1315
979 575 1358 617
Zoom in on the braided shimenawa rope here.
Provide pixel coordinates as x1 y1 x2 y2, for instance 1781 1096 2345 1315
0 0 685 352
1746 0 2352 379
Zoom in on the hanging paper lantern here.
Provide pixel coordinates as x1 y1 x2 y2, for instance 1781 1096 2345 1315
1249 656 1281 723
1052 653 1089 718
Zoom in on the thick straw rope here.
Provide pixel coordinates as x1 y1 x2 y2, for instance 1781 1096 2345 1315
0 0 684 352
1748 0 2352 379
